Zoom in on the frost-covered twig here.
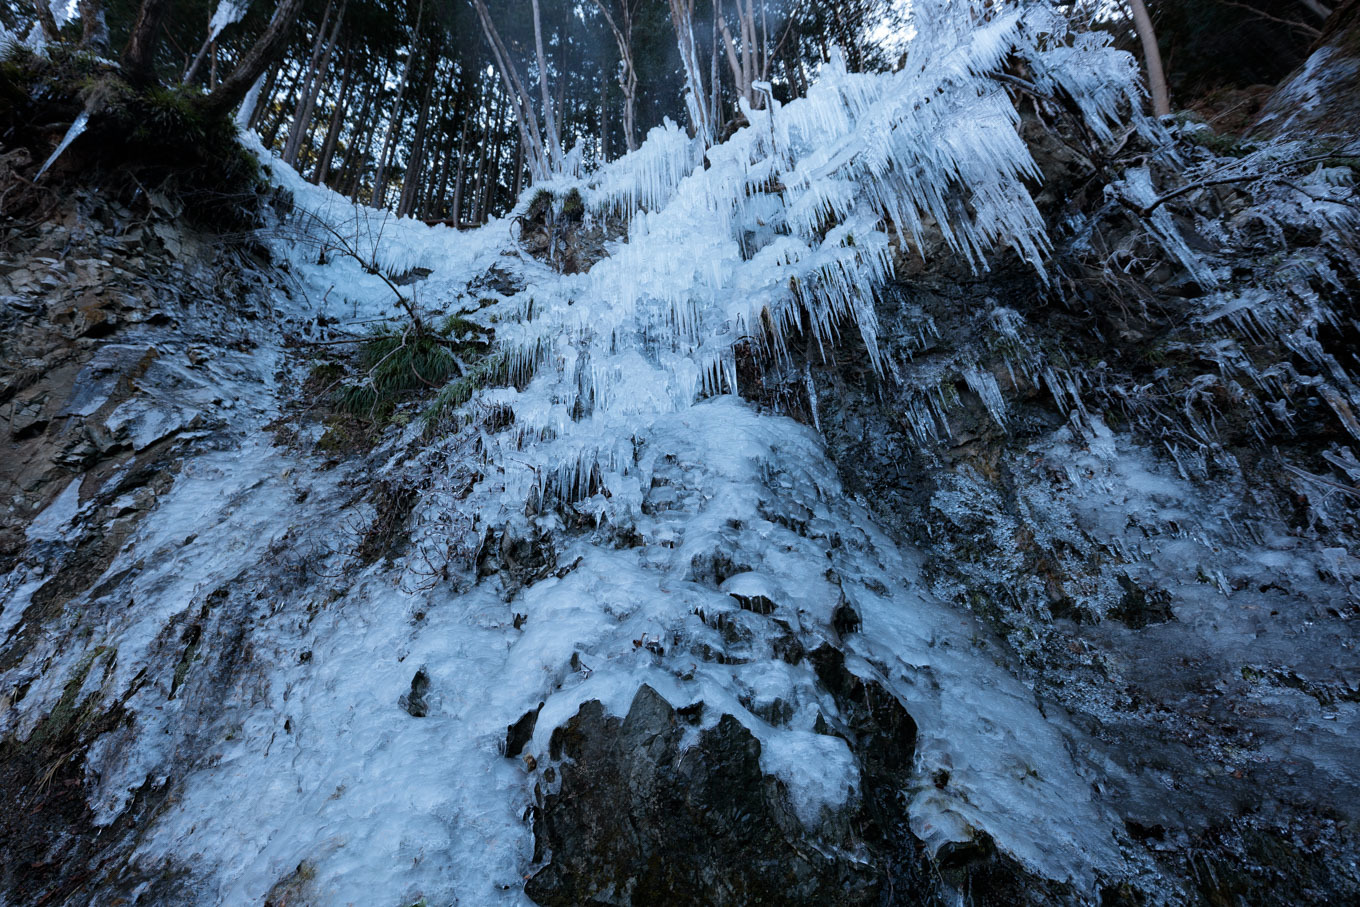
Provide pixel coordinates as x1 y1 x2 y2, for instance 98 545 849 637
1129 151 1348 218
1283 463 1360 500
291 206 428 333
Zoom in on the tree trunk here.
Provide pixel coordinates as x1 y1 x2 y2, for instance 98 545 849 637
512 130 524 201
349 117 377 203
313 51 354 185
669 0 712 144
758 0 769 81
1314 0 1355 39
372 88 410 205
294 14 344 166
122 0 170 84
1300 0 1333 21
197 0 308 120
284 0 342 166
372 60 414 204
398 51 439 217
472 90 495 223
79 0 108 51
486 107 506 217
33 0 60 42
262 60 305 147
247 60 281 131
1128 0 1171 117
435 138 454 219
372 0 423 203
424 120 451 219
425 75 461 218
592 0 639 153
433 72 471 218
719 13 746 103
337 61 382 191
531 0 564 172
710 10 721 130
554 3 567 161
472 0 550 181
739 0 755 107
451 89 471 223
185 36 212 83
621 2 638 153
599 67 609 162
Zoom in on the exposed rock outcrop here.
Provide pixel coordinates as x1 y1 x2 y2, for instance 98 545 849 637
741 86 1360 905
1 14 1357 906
526 681 1069 907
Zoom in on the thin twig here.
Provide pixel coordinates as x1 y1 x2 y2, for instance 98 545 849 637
1283 463 1360 499
1216 0 1320 37
1133 152 1349 217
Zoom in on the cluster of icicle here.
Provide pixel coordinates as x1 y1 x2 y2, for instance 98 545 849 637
471 0 1151 511
1068 123 1360 464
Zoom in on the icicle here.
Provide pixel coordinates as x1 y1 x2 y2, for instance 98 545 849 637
236 72 267 129
207 0 249 42
804 362 822 432
35 110 90 180
964 366 1008 428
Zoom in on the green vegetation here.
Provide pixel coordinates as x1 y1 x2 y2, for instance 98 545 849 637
528 188 554 214
421 353 509 433
560 187 586 221
1183 125 1256 158
439 313 486 341
523 187 586 225
0 46 266 232
328 307 503 432
334 329 460 420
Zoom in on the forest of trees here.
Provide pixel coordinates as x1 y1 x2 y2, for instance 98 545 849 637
0 0 1331 224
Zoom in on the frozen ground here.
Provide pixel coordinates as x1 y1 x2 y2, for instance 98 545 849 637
2 1 1357 904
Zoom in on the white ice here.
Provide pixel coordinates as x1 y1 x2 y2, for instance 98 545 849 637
0 1 1165 901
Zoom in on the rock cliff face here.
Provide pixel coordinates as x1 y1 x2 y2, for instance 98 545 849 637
1257 0 1360 139
0 171 287 903
0 183 271 570
2 11 1359 907
746 106 1360 904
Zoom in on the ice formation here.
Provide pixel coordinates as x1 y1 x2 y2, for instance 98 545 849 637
34 109 89 180
0 0 1191 901
206 0 249 42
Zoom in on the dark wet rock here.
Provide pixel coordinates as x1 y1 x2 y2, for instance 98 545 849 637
516 188 624 276
505 701 543 757
527 678 1070 906
771 625 806 666
1183 819 1360 905
830 598 862 639
740 74 1360 903
356 479 419 566
525 684 881 906
1108 575 1175 629
0 646 162 906
1256 2 1360 138
263 860 318 907
808 646 916 779
687 547 754 587
729 591 777 615
400 667 431 718
476 524 558 598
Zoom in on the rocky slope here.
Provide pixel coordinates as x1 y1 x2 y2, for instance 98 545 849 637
2 7 1359 906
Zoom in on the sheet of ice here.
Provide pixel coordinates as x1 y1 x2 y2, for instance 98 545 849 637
146 0 1146 892
24 476 84 543
0 1 1162 899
